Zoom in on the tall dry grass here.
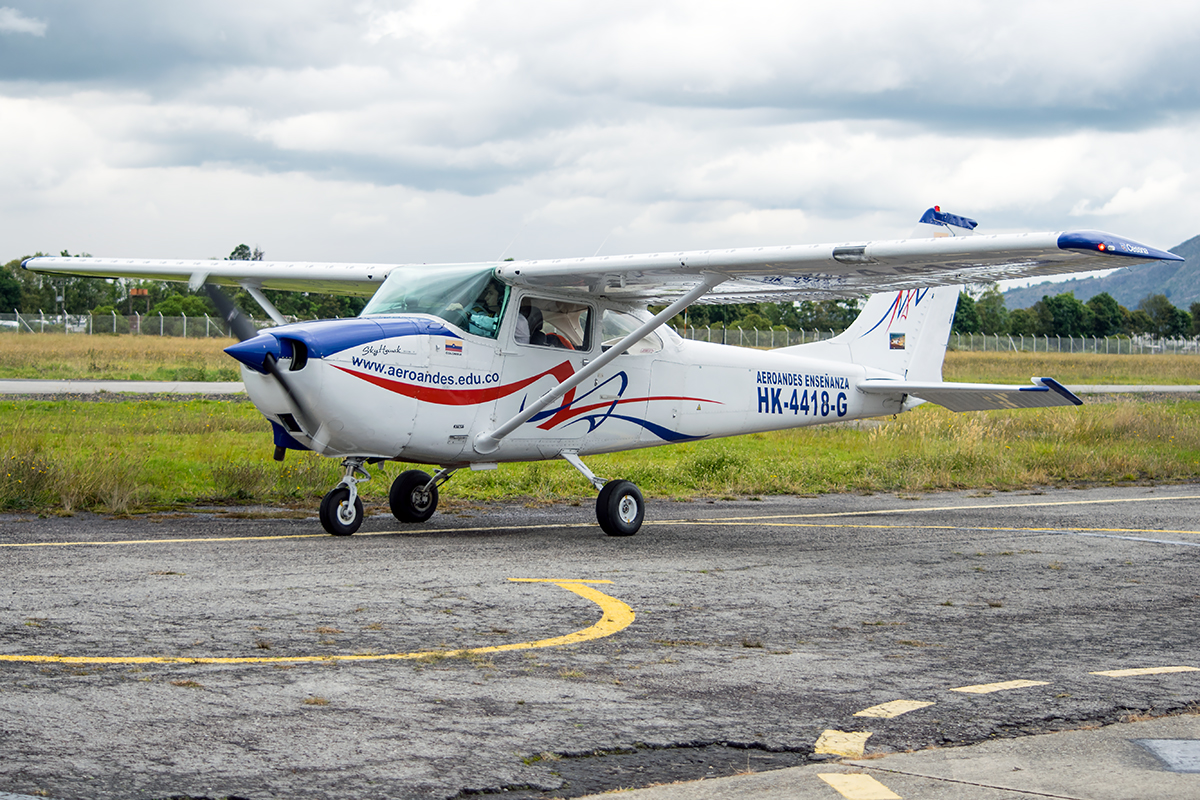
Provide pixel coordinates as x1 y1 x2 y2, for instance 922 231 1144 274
943 351 1200 385
0 333 236 380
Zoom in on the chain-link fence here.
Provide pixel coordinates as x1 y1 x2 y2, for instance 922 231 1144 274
3 312 1197 354
0 311 272 338
671 326 1199 354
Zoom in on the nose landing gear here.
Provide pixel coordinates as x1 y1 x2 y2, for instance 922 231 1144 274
319 457 371 536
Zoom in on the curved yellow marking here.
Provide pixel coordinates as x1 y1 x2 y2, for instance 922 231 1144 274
0 579 634 666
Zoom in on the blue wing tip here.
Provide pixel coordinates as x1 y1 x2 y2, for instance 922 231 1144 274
1058 231 1182 262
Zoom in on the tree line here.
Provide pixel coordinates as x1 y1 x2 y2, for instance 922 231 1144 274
951 286 1200 340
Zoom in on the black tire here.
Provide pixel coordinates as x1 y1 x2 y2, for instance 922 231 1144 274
320 486 364 536
596 480 644 536
390 470 439 523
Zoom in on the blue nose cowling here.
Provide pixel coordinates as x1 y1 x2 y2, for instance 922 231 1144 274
225 334 286 375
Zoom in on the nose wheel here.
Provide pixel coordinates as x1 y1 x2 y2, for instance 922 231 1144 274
319 457 371 536
320 486 364 536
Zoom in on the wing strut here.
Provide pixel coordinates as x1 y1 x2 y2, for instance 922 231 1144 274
242 284 288 326
472 273 727 455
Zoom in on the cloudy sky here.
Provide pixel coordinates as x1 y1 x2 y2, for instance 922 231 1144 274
1 1 1198 270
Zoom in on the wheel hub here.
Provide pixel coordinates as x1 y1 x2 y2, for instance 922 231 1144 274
617 494 638 524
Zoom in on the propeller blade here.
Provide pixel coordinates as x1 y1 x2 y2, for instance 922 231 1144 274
203 284 259 342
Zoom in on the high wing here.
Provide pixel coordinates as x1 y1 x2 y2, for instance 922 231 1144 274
23 226 1180 306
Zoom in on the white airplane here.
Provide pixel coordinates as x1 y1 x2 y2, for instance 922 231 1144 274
24 208 1180 536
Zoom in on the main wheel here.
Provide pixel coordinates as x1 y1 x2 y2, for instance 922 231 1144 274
390 469 439 523
320 486 364 536
596 479 644 537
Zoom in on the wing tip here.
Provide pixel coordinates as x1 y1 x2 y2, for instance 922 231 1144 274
1057 231 1182 262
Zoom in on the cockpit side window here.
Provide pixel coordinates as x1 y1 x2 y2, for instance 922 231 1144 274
516 297 591 351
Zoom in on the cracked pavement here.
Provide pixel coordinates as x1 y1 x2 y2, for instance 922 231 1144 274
2 484 1199 799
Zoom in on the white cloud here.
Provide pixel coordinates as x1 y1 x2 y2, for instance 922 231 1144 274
1 0 1199 267
0 6 45 36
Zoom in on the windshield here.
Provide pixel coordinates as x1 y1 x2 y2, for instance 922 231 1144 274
361 264 509 339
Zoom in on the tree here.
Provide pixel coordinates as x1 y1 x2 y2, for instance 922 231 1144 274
1007 307 1039 336
1191 302 1200 337
150 293 214 317
0 261 21 310
1085 292 1123 338
974 286 1009 335
1029 293 1092 337
1137 294 1190 339
951 292 980 334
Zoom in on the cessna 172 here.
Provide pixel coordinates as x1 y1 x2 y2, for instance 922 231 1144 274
24 208 1180 536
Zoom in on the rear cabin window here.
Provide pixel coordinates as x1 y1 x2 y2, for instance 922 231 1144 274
600 309 662 354
516 297 591 350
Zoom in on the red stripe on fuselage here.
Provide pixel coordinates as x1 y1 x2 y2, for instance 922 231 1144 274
335 361 576 406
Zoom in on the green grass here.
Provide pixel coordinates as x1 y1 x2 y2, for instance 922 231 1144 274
3 397 1199 514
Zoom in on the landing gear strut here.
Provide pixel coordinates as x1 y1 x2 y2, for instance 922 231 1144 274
320 457 370 536
561 452 645 536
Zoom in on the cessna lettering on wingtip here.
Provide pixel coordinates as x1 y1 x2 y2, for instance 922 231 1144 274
23 208 1182 537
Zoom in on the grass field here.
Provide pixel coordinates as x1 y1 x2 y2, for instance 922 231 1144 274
2 334 1198 514
2 395 1198 515
2 333 1200 385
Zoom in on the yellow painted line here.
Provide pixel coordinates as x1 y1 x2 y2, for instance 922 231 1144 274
4 493 1198 549
0 579 634 666
662 520 1200 538
814 730 873 758
951 679 1049 694
0 522 594 549
671 494 1200 523
854 700 935 719
1091 666 1199 677
817 773 901 799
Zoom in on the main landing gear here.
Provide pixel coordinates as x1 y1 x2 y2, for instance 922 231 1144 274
561 452 645 536
389 467 455 523
318 456 644 537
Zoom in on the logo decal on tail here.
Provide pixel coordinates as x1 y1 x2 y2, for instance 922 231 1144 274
860 288 930 338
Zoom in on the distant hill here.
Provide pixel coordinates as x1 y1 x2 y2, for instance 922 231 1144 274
1002 234 1200 310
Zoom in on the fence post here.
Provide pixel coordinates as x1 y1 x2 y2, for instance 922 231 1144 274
159 312 164 336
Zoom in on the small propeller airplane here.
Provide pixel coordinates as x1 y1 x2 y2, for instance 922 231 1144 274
24 207 1180 536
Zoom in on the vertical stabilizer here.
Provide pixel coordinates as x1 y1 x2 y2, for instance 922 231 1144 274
776 286 961 380
774 207 975 380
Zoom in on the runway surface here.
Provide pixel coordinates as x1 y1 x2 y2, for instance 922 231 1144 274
2 484 1198 799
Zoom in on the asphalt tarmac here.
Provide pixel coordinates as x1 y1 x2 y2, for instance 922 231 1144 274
2 484 1199 799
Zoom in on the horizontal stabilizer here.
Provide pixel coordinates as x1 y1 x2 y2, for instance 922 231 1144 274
858 377 1082 412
